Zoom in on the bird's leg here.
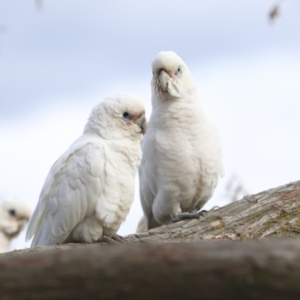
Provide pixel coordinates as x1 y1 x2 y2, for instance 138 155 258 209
172 209 208 222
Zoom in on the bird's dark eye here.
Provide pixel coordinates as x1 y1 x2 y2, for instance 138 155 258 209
175 66 182 78
8 209 16 217
122 112 131 121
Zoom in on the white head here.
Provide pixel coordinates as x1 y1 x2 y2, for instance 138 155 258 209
151 51 196 106
84 94 147 141
0 197 31 242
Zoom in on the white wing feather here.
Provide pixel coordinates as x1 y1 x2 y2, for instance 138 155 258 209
27 94 145 246
26 134 105 246
139 131 160 229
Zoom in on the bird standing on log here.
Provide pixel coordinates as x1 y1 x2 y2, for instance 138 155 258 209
26 94 147 247
137 51 224 232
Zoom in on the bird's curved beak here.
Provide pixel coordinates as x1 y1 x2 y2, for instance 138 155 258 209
135 114 147 135
157 69 170 92
13 215 30 226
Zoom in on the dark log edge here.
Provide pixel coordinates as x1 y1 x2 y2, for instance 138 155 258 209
1 239 300 299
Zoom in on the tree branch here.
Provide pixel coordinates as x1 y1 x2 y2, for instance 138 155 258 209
127 180 300 243
1 240 300 299
1 180 300 299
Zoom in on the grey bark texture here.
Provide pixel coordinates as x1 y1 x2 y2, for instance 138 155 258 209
126 179 300 243
0 180 299 299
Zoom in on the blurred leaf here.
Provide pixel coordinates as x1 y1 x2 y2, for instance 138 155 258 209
269 4 280 21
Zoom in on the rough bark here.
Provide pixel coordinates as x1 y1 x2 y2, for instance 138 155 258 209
126 180 300 243
0 180 299 299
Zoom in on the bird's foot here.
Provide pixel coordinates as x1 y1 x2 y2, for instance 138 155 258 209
172 210 208 222
98 234 128 245
110 234 129 244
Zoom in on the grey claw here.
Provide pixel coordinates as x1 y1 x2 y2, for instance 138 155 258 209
172 210 208 222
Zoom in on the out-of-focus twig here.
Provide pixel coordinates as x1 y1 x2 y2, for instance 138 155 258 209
35 0 44 11
225 174 249 203
0 25 8 34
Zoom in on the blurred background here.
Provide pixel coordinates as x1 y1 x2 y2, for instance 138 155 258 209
0 0 299 251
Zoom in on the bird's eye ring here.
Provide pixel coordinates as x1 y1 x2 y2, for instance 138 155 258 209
122 112 131 121
175 66 182 78
8 209 16 217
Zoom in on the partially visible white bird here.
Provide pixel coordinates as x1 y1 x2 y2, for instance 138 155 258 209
138 51 224 232
0 197 31 253
136 215 147 233
26 94 147 247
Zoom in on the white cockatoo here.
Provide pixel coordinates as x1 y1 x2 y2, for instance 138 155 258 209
26 94 147 247
0 197 31 253
137 51 224 232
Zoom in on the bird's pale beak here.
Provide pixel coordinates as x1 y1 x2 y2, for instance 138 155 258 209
13 215 29 222
135 114 147 134
157 70 170 92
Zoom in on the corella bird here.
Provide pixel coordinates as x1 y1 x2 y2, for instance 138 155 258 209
0 198 31 253
26 94 147 247
138 51 224 232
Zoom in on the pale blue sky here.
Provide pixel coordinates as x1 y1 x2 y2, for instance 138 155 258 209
0 0 299 250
